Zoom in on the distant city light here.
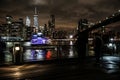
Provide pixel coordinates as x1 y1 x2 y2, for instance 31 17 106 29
7 42 13 47
98 21 101 23
69 35 73 39
110 38 114 41
108 43 113 47
37 32 43 36
106 17 108 19
112 14 115 16
118 10 120 12
23 42 31 46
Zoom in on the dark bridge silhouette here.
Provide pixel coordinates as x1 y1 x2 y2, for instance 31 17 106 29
74 11 120 63
84 11 120 33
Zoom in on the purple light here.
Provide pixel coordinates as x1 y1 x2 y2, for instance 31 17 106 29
31 34 48 45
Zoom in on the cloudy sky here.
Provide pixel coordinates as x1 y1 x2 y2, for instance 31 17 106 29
0 0 120 29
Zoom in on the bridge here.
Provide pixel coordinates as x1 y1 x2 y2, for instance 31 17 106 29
84 10 120 33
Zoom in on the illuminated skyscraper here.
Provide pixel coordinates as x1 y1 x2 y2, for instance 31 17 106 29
48 14 55 38
6 15 13 24
25 16 31 27
48 14 55 30
33 7 39 31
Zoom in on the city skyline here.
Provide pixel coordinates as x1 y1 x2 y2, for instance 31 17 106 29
0 0 120 30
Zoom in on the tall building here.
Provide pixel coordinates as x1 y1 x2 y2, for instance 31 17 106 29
0 16 26 41
33 7 39 32
0 24 8 37
43 24 48 36
26 27 33 40
49 14 55 29
10 18 26 40
6 15 13 24
25 16 31 27
25 16 34 40
48 14 55 38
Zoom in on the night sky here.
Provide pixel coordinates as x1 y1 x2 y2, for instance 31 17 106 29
0 0 120 30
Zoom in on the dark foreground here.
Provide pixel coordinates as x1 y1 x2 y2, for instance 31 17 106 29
0 56 120 80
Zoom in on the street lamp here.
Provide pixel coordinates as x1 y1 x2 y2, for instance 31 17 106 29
13 43 23 64
15 46 20 51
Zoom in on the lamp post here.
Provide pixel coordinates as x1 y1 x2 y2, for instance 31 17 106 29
13 42 23 65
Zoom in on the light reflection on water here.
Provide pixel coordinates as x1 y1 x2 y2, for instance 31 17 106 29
4 40 77 62
101 56 120 73
103 63 119 69
4 40 120 70
23 40 77 61
23 45 77 62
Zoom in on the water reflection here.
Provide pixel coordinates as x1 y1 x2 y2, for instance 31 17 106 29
23 45 77 61
101 56 120 73
3 40 120 64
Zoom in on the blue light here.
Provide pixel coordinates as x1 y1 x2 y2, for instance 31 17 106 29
32 34 38 39
31 33 48 45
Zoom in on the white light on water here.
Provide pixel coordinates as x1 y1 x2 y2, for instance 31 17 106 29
23 42 31 46
70 41 73 45
69 49 74 58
